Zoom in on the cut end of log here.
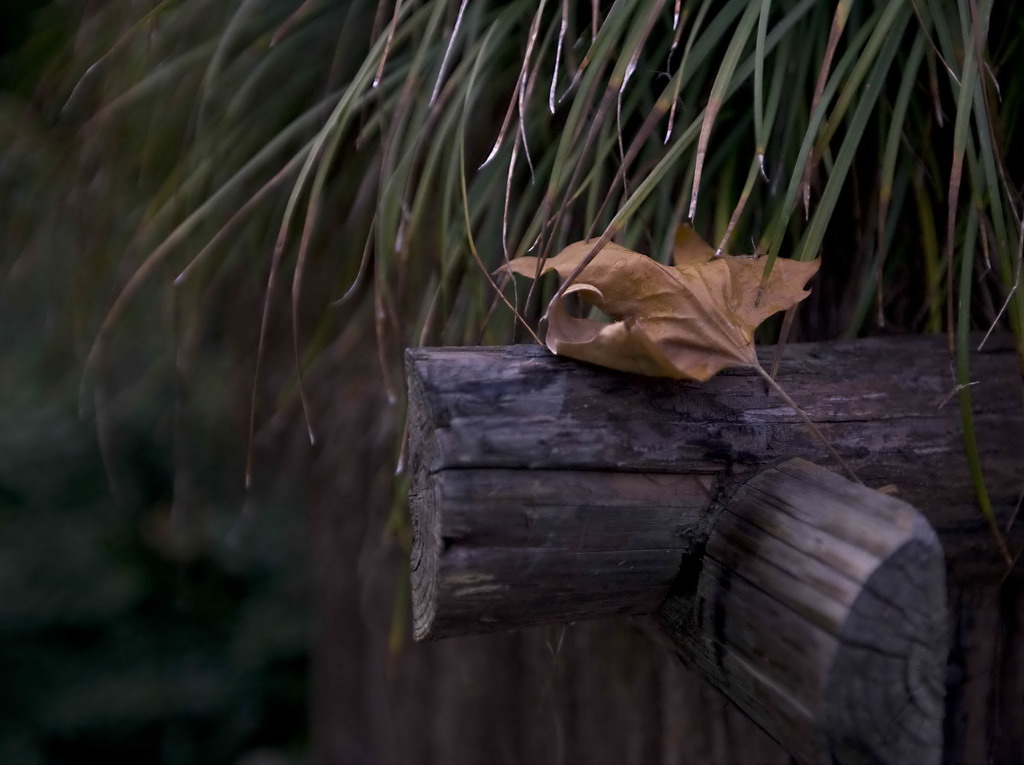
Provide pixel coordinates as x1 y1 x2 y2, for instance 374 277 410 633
659 459 947 765
825 514 947 764
409 471 441 641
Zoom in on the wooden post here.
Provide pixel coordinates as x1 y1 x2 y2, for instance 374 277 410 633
657 460 946 765
404 336 1023 763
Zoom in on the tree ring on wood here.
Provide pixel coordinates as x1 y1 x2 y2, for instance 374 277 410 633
410 471 441 641
824 520 947 765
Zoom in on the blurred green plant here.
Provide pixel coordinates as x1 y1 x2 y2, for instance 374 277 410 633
2 5 309 762
0 396 309 763
1 89 309 757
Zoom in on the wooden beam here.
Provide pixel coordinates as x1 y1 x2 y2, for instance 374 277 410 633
406 336 1023 586
410 467 715 639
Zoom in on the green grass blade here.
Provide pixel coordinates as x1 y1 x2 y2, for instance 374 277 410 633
753 0 772 169
956 205 1013 564
688 0 760 220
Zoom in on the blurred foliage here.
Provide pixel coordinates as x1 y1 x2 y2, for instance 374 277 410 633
2 0 1024 761
0 398 309 763
43 1 1022 475
1 4 309 763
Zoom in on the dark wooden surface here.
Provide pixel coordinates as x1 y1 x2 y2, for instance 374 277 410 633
303 336 1023 765
410 467 715 639
406 336 1024 583
658 460 946 765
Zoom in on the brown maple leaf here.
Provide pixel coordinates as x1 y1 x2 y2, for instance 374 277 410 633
502 226 820 382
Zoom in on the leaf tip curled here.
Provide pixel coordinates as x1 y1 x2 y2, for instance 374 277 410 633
673 223 717 267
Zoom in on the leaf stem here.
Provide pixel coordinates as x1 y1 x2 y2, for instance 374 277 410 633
752 360 860 483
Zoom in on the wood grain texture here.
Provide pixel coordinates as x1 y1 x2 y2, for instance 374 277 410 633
406 336 1024 582
658 460 947 765
410 466 714 639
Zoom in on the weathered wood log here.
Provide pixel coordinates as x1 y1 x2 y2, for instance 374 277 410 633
406 336 1024 588
657 459 946 765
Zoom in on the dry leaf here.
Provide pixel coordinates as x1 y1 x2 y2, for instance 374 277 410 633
501 226 820 381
